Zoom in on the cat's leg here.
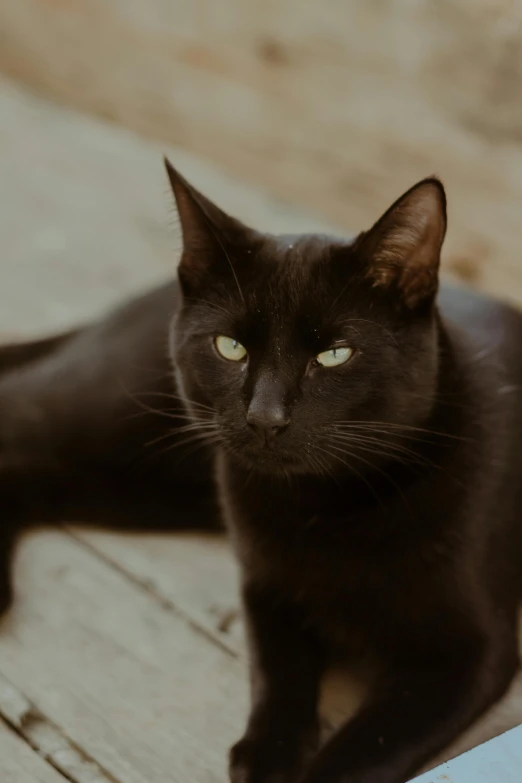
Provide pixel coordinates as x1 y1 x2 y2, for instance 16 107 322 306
229 582 324 783
0 282 218 618
0 455 218 622
301 629 519 783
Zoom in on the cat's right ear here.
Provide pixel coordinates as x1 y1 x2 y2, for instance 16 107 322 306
165 158 253 291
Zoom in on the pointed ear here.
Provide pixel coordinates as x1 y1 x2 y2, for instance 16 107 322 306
358 178 447 309
164 158 253 289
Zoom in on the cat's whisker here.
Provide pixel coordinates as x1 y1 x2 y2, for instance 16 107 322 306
121 387 216 426
171 433 225 467
148 429 223 463
131 389 215 413
330 424 440 448
146 406 212 417
320 442 414 517
333 419 460 436
169 418 218 431
332 420 471 443
327 432 437 469
125 408 212 424
130 428 221 474
144 421 218 449
309 449 344 489
329 433 424 465
314 444 386 510
328 440 431 478
123 406 213 425
243 465 257 489
328 431 464 488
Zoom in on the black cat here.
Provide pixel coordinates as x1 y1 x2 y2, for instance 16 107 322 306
1 160 521 783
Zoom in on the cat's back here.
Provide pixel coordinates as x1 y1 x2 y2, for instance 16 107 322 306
439 282 522 381
440 283 522 584
439 282 522 460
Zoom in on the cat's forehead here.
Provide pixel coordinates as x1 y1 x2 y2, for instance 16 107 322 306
245 232 355 313
270 232 345 262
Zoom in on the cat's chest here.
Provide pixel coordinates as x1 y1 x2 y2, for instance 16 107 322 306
217 458 467 657
219 465 423 639
238 517 396 605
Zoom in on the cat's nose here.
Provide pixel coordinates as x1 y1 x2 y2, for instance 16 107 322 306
246 406 290 443
247 374 290 443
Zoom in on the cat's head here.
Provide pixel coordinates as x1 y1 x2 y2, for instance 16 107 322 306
166 159 447 476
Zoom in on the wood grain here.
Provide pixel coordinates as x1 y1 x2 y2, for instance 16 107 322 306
0 672 122 783
0 719 72 783
74 528 522 774
0 530 246 783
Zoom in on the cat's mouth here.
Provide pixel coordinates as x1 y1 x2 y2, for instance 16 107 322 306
238 441 311 474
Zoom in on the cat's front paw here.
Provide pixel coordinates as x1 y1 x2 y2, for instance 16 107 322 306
229 731 314 783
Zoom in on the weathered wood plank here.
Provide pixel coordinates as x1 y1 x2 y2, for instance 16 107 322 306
0 673 122 783
75 528 522 774
0 530 246 783
1 2 522 303
69 530 243 655
0 717 71 783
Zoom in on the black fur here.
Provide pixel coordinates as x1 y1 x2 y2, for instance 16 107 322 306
0 161 521 783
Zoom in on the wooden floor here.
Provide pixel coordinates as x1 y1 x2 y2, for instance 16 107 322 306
1 78 522 782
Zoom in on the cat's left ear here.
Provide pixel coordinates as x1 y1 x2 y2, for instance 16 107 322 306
358 178 447 309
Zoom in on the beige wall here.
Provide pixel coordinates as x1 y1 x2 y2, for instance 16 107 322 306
2 0 522 302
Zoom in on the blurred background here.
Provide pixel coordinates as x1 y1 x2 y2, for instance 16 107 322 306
1 5 522 780
1 0 522 335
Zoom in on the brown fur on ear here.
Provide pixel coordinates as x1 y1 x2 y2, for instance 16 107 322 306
361 178 447 309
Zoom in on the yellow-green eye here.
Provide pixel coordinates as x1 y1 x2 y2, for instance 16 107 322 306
215 335 247 362
316 346 354 368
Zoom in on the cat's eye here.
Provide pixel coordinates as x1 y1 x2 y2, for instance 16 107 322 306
316 346 354 368
215 335 248 362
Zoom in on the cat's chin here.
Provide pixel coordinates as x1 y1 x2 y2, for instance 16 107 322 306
231 446 317 477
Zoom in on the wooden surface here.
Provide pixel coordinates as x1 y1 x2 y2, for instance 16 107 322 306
0 78 521 782
0 719 69 783
2 1 522 306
